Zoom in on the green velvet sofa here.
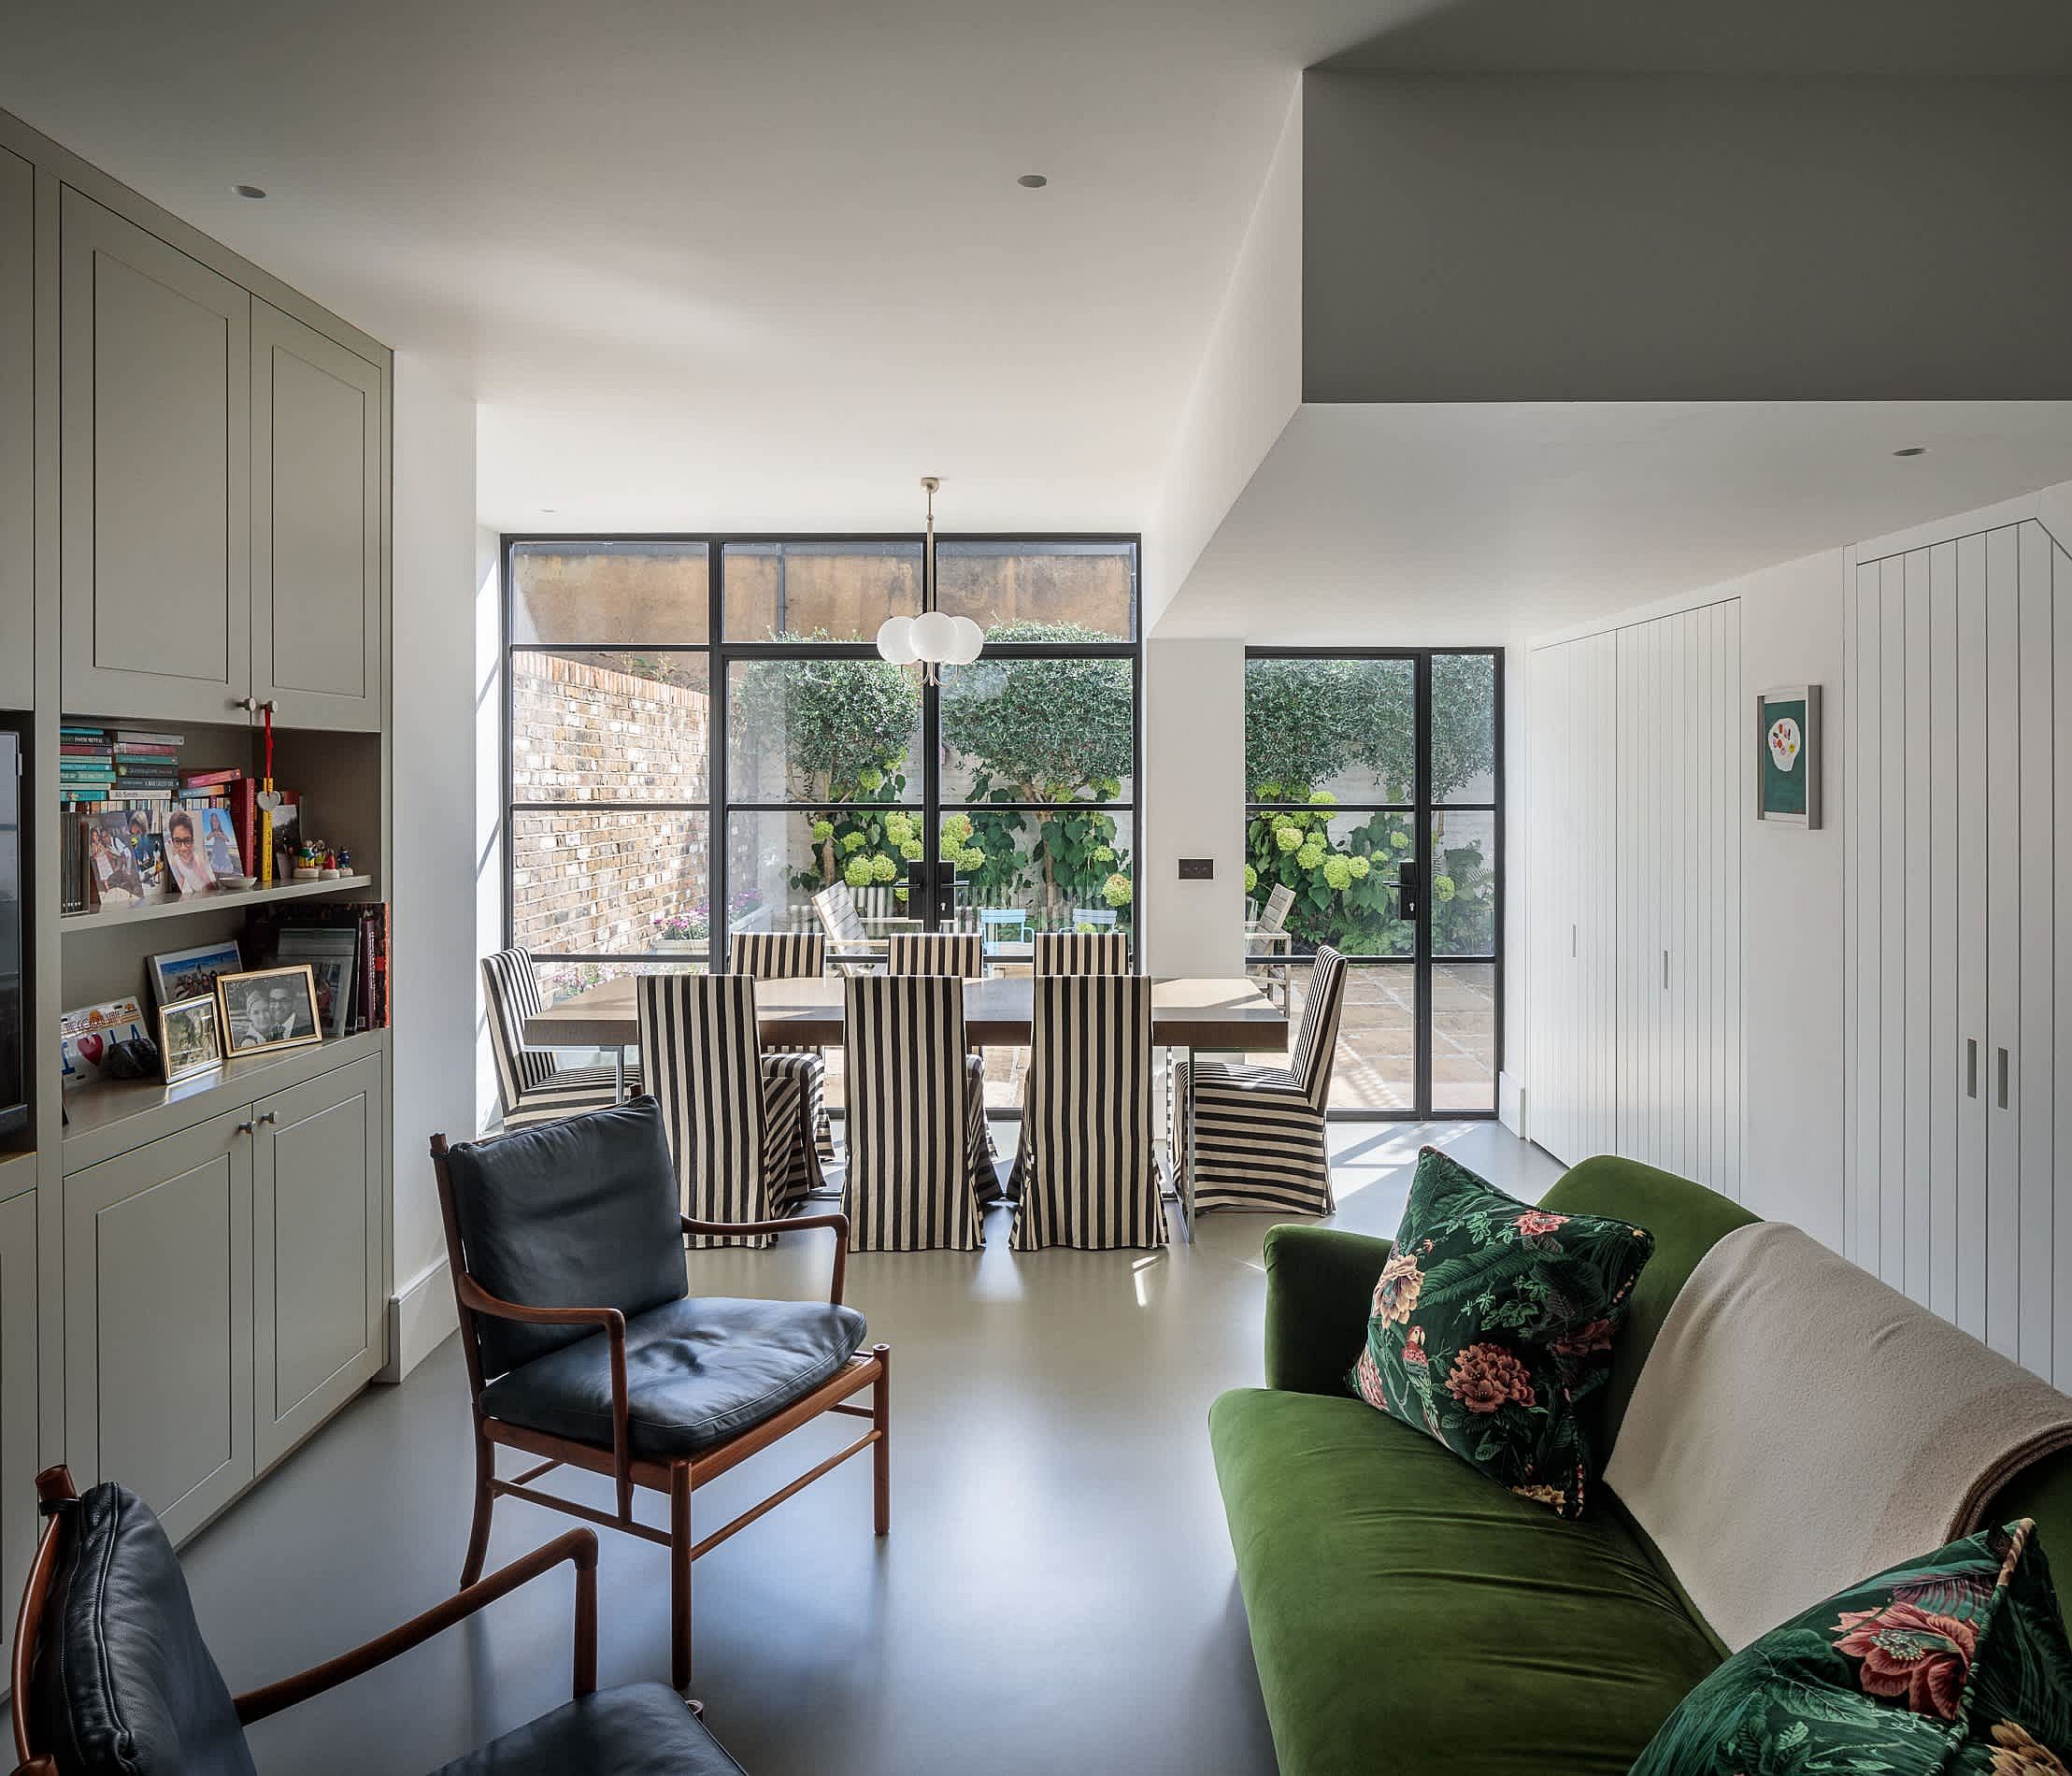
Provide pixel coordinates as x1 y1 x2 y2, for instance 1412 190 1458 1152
1208 1155 2072 1776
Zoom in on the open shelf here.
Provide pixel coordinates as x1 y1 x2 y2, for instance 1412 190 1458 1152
60 874 374 935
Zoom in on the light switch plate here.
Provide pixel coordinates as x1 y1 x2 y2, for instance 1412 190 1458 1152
1177 858 1214 880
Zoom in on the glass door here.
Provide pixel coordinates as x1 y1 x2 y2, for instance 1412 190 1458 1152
1243 650 1502 1118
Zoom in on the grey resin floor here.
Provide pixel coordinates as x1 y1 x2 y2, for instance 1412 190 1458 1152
179 1123 1561 1775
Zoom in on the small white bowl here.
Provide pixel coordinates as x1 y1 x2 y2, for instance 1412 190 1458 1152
221 876 257 891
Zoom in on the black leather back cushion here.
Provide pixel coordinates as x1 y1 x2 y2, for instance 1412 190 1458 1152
31 1482 256 1776
444 1097 691 1375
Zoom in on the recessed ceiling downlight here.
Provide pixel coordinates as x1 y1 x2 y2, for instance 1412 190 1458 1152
1893 446 1929 458
232 183 267 200
1017 173 1048 189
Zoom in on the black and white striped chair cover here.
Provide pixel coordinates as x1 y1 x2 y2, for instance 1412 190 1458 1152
1010 974 1165 1250
729 931 834 1182
1032 930 1131 974
635 973 807 1246
480 948 637 1129
886 931 984 978
841 975 991 1252
1179 946 1349 1216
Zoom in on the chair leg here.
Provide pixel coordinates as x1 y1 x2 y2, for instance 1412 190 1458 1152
670 1462 693 1691
872 1342 892 1537
460 1428 496 1588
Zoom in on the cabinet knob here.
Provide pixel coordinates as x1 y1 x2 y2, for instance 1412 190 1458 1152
261 699 277 715
233 1121 255 1136
235 696 258 713
256 1111 278 1126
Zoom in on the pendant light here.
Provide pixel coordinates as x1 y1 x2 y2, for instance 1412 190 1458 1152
876 477 984 681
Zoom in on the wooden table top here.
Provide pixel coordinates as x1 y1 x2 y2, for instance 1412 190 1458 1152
524 973 1289 1052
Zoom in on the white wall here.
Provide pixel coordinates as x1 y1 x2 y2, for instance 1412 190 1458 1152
1303 72 2072 405
1143 82 1303 635
384 353 477 1379
1140 638 1245 978
475 524 503 1134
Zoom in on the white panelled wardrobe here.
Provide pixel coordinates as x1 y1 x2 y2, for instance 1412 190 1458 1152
1845 515 2070 1385
1526 600 1744 1196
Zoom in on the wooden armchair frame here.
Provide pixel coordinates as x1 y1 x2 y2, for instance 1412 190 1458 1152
430 1135 890 1691
9 1465 633 1775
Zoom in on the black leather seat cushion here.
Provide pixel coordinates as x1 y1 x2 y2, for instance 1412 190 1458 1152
427 1683 747 1775
30 1482 258 1776
443 1098 692 1374
481 1296 869 1459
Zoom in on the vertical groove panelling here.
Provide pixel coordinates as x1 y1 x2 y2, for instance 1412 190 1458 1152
1615 628 1634 1162
1928 542 1959 1323
1955 534 1989 1340
1983 524 2021 1359
1854 565 1882 1274
1843 577 1857 1259
1676 609 1693 1180
1695 609 1714 1186
1903 550 1932 1306
1725 598 1744 1199
1879 556 1908 1290
2053 540 2072 1387
2015 522 2054 1380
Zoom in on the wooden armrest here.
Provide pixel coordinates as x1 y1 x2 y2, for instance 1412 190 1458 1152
456 1278 635 1517
682 1211 851 1305
235 1528 599 1724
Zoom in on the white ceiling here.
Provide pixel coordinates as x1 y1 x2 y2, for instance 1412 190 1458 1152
0 0 1410 533
1155 403 2072 645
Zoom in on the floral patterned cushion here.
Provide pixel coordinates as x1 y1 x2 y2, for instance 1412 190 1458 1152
1345 1145 1653 1518
1630 1519 2072 1775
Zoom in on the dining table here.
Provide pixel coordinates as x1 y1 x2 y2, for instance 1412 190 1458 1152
524 973 1291 1240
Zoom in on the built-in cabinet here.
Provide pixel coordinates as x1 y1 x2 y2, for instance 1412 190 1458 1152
1 146 30 709
1845 518 2070 1385
1527 600 1744 1196
250 302 383 731
59 188 251 726
0 1188 37 1680
56 187 384 731
64 1055 384 1544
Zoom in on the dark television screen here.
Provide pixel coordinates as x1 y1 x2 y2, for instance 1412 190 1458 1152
0 728 21 1139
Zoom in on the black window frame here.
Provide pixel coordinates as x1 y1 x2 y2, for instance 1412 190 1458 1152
502 532 1145 988
1243 646 1505 1121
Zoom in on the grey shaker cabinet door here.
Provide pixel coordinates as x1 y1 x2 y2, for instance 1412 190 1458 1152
250 301 382 731
0 148 29 711
64 1108 254 1546
59 186 252 725
0 1188 38 1682
252 1054 384 1471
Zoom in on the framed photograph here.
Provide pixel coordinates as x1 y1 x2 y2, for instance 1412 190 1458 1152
216 964 324 1058
148 938 246 1011
1756 684 1822 829
157 995 223 1085
278 926 359 1038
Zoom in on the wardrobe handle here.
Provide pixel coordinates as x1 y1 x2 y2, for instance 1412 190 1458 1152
1571 923 1577 958
1996 1048 2009 1111
1662 950 1669 991
1966 1038 1979 1100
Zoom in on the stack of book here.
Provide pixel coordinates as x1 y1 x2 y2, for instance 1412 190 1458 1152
111 728 183 796
57 725 115 806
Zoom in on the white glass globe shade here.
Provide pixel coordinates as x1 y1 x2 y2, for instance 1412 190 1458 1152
875 615 918 665
944 615 985 665
909 609 958 661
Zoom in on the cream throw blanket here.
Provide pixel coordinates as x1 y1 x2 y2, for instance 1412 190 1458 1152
1603 1220 2072 1652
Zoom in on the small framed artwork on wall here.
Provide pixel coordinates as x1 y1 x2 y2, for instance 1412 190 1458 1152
1756 685 1822 828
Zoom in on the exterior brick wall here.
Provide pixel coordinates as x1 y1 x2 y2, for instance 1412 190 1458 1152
512 652 710 955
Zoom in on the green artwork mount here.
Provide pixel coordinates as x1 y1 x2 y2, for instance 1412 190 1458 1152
1756 684 1822 827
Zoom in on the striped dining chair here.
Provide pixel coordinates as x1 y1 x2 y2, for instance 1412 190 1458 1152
1011 973 1165 1251
480 948 638 1129
635 973 809 1244
1032 930 1131 974
886 930 984 978
841 975 992 1252
729 929 834 1184
1179 945 1350 1217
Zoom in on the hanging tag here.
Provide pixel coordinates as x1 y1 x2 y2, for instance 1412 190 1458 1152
256 702 282 810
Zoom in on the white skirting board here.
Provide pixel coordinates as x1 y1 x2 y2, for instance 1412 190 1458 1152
381 1255 458 1382
1498 1071 1526 1139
